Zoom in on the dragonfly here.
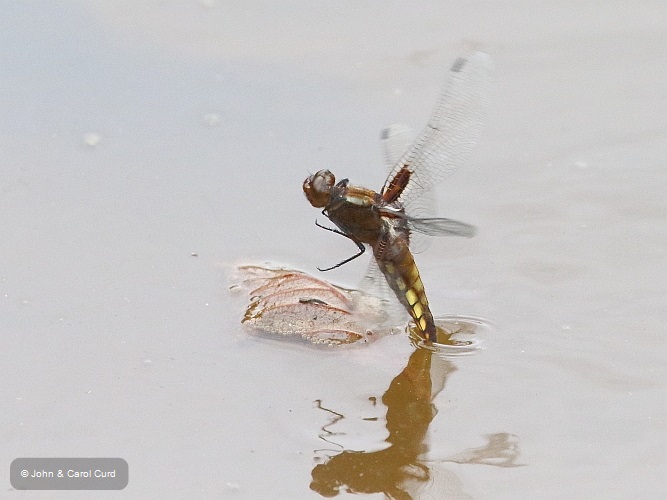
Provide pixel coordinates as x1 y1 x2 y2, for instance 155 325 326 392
303 51 490 343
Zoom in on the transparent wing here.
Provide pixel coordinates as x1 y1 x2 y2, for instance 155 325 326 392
382 51 491 217
358 258 395 307
406 217 477 238
358 258 408 326
380 124 413 169
380 123 437 230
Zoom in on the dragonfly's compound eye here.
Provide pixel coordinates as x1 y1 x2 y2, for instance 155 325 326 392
303 170 335 208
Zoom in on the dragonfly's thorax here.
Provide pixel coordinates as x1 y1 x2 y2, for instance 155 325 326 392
337 184 381 208
323 182 388 246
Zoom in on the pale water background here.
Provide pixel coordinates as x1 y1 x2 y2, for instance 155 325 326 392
1 1 665 498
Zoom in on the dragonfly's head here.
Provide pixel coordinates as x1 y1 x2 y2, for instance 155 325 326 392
303 170 335 208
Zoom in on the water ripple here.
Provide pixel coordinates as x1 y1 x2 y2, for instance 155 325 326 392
409 315 496 357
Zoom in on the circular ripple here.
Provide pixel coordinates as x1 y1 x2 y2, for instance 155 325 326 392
409 315 496 356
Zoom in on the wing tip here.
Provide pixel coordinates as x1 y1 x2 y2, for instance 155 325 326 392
451 51 491 73
380 123 412 141
451 57 467 73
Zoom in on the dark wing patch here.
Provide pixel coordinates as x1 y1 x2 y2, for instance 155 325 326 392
381 166 411 204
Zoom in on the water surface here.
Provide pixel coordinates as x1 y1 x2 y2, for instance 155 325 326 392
1 2 664 498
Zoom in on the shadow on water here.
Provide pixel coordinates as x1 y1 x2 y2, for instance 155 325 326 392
310 340 524 499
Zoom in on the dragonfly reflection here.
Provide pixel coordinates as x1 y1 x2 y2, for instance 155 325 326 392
310 347 524 498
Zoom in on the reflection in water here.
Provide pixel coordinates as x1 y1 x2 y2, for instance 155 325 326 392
310 344 524 498
446 433 524 468
311 346 450 498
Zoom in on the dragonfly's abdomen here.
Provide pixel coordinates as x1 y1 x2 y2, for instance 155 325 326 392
374 231 437 342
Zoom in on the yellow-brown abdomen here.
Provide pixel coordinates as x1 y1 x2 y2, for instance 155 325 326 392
374 233 437 342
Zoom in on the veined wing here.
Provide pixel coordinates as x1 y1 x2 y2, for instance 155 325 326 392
381 51 491 217
358 257 408 326
405 216 477 238
380 123 437 227
380 123 413 169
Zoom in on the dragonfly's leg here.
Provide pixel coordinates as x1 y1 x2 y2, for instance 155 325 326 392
317 239 366 272
314 219 348 237
317 242 365 272
314 213 366 271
